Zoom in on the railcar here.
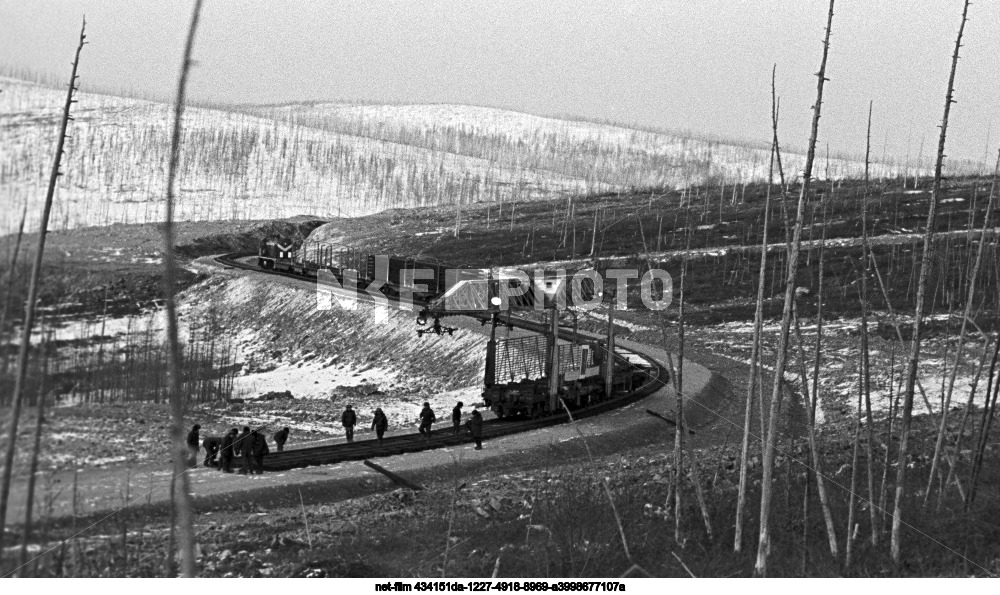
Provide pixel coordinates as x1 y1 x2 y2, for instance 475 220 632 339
482 353 650 418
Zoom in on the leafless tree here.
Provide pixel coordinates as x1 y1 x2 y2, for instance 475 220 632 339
0 18 86 557
734 65 779 552
925 149 999 504
754 0 835 576
162 0 205 577
891 0 970 564
860 102 878 546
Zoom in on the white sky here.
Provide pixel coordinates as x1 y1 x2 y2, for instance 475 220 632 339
2 0 998 162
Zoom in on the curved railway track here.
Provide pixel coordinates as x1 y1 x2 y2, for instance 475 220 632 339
213 252 668 472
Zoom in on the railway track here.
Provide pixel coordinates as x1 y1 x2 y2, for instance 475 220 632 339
213 252 668 472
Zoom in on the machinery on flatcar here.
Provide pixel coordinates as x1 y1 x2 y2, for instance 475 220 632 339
416 271 656 419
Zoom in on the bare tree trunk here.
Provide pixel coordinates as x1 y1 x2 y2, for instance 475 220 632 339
162 0 204 577
672 227 689 544
809 193 838 558
755 0 835 576
925 149 1000 504
944 324 993 503
0 201 28 384
734 66 778 553
860 101 879 546
878 347 899 530
18 330 50 577
891 0 970 564
792 301 838 557
0 19 86 555
869 251 935 414
967 328 1000 509
845 340 862 570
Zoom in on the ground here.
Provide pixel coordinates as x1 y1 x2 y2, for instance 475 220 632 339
2 177 1000 577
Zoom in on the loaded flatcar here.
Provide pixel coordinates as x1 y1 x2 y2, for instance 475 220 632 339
482 350 650 418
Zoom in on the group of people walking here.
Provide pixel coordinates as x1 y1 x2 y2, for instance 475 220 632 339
184 401 486 474
342 401 484 449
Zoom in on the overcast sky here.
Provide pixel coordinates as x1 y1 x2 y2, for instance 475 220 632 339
2 1 998 163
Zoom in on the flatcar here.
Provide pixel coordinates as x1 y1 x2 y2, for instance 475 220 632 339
482 357 649 418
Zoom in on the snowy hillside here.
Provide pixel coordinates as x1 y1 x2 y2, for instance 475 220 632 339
2 76 916 235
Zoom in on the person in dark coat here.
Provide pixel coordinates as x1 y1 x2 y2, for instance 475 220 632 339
466 409 484 450
235 426 252 474
273 427 290 452
249 429 269 475
371 408 388 444
186 424 201 468
452 401 463 434
202 435 222 467
418 402 436 441
342 405 357 443
219 428 238 473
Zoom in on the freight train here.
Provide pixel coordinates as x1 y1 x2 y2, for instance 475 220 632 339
257 236 661 419
257 235 473 301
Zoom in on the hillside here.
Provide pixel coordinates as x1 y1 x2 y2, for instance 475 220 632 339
1 76 920 237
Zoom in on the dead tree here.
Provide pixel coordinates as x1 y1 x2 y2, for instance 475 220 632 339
18 329 50 576
0 201 28 384
755 0 835 577
162 0 204 577
792 297 838 559
734 67 778 553
925 149 1000 504
891 0 970 564
0 18 86 557
671 224 689 544
860 102 878 546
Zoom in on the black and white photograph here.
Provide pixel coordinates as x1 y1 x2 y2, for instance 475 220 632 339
1 0 1000 583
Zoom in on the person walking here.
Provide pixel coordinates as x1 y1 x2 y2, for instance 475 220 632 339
452 401 463 434
219 428 238 473
342 405 358 443
371 408 388 444
185 424 201 468
273 427 290 452
418 402 436 441
467 408 484 450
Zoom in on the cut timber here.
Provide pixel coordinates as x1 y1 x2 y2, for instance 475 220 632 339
363 460 424 491
645 409 697 434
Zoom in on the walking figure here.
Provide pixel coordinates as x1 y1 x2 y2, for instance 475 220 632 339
273 426 290 452
342 405 358 442
418 402 436 441
372 408 388 444
467 409 484 450
452 401 463 434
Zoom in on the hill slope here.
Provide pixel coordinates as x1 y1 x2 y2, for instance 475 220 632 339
2 76 916 235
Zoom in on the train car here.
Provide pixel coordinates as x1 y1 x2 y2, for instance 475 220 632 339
258 236 471 306
482 348 650 418
258 236 296 270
